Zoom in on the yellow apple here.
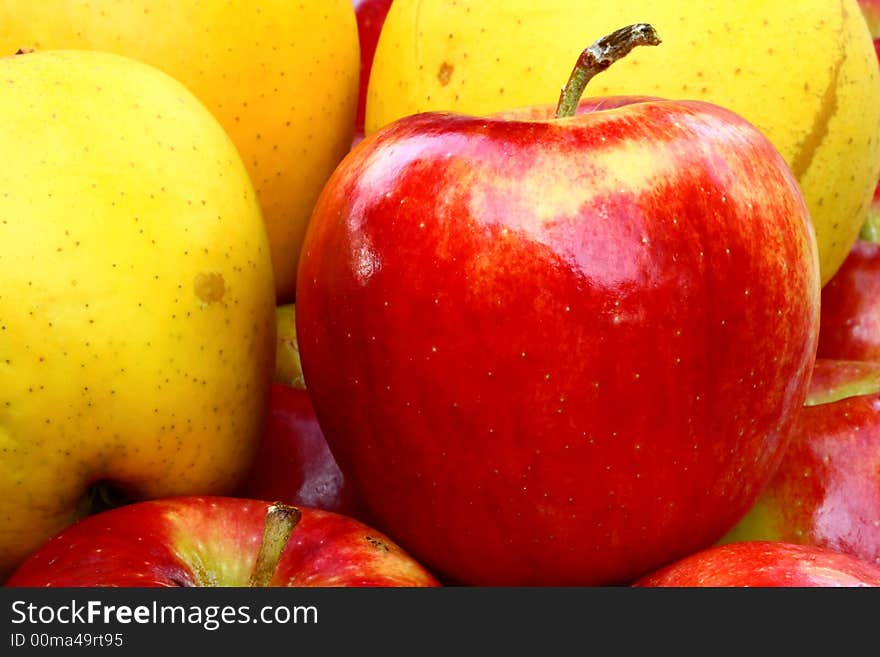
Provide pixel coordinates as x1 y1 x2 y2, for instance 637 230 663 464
275 304 305 389
0 50 276 578
366 0 880 285
0 0 360 301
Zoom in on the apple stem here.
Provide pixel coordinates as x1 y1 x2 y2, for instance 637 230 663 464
555 23 661 119
248 503 302 587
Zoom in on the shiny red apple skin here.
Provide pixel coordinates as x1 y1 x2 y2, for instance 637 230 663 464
353 0 394 141
4 497 439 587
295 97 820 586
236 383 359 517
817 241 880 361
635 541 880 587
721 360 880 567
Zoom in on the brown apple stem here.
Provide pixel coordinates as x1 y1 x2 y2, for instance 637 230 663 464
555 23 661 119
248 503 302 587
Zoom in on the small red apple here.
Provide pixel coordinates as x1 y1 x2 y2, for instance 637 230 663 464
4 497 439 587
236 383 360 517
353 0 394 144
817 240 880 361
296 26 820 585
635 541 880 587
720 359 880 567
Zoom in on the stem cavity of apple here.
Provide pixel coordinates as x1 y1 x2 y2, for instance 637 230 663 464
76 481 132 520
555 23 661 119
248 503 302 587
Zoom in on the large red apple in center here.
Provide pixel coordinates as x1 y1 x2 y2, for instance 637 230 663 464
296 26 820 585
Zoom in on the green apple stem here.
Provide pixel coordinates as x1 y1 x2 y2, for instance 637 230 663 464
248 503 302 587
555 23 661 119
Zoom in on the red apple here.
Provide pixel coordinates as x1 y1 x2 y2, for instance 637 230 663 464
720 359 880 568
4 497 439 587
295 26 820 585
236 383 360 517
635 541 880 587
817 241 880 361
353 0 394 144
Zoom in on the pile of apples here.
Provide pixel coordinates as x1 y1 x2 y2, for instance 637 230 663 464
3 0 880 589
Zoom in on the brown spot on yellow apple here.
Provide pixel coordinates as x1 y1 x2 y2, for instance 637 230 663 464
194 272 225 304
437 61 454 85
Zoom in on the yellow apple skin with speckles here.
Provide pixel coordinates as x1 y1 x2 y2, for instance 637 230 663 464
366 0 880 285
0 50 276 579
0 0 360 302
